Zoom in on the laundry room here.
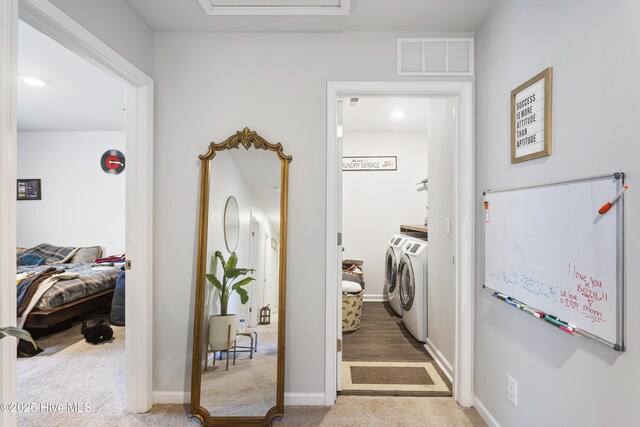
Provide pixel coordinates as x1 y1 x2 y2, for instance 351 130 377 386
339 95 458 395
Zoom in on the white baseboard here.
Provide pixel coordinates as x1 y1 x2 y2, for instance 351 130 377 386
284 392 325 406
363 294 386 302
424 338 453 383
153 391 190 404
473 396 501 427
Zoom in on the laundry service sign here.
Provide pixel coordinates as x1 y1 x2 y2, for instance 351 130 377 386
511 67 553 163
343 156 397 171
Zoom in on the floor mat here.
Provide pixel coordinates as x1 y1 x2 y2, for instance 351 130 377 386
340 361 452 397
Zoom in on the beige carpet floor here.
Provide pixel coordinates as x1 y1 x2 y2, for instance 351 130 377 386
16 319 486 426
200 320 278 417
275 396 487 427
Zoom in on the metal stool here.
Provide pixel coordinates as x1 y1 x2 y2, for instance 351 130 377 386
234 329 258 359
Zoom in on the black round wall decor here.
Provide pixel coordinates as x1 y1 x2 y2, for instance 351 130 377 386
100 149 125 175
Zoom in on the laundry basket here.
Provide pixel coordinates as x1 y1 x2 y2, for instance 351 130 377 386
342 288 364 332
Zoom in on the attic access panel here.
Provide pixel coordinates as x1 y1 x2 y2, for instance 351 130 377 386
199 0 351 15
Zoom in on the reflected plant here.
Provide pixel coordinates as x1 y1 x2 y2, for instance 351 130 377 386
0 326 36 349
206 251 255 316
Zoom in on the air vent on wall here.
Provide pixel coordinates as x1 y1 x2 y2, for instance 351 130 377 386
397 38 474 76
198 0 350 15
348 97 360 106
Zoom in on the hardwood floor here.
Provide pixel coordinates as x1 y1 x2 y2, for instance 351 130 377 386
342 302 433 362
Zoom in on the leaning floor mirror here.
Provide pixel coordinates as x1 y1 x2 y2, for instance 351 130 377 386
191 128 291 426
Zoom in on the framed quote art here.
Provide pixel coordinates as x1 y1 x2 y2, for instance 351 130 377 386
511 67 553 164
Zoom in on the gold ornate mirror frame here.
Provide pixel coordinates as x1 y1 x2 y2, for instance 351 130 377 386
191 128 292 426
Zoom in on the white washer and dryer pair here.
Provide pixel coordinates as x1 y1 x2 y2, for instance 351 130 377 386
398 239 428 342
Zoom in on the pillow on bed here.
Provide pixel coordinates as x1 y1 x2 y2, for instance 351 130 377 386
18 254 46 266
18 243 75 265
69 246 103 264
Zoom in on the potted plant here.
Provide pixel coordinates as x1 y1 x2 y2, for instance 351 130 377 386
206 251 255 357
0 326 36 348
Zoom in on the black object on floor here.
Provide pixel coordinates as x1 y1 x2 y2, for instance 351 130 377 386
82 320 113 344
17 339 43 358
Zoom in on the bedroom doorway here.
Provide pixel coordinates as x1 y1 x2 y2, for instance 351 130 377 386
14 18 128 426
0 2 154 426
325 82 475 407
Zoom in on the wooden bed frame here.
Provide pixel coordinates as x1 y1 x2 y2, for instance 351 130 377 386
23 288 115 329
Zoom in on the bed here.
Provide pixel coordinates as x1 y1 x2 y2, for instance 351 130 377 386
16 244 120 331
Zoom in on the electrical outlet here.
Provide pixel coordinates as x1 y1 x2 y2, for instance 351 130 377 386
445 217 451 235
506 375 518 406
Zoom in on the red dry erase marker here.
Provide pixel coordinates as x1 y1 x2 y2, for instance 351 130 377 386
558 325 574 335
598 186 628 215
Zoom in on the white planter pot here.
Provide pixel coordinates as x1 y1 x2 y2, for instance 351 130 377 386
208 314 236 352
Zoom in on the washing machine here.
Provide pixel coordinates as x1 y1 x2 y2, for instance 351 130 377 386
398 240 428 342
384 234 410 316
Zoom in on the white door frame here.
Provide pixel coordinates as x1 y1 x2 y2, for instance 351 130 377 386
325 81 474 407
248 212 260 327
0 1 154 425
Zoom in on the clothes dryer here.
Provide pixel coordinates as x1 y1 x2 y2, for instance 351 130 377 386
398 240 428 342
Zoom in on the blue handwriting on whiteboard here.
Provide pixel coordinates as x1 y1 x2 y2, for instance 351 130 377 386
492 269 559 302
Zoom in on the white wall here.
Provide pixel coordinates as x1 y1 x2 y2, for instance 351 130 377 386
425 98 456 367
475 1 640 425
17 131 125 254
48 0 154 78
342 131 428 299
152 30 474 397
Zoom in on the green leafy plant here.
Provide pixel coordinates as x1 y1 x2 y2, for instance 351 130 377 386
206 251 255 316
0 326 37 349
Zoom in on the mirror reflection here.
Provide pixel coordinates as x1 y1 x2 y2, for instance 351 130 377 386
223 196 240 252
200 148 282 418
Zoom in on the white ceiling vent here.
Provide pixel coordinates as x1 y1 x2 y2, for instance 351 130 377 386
397 38 474 76
198 0 350 15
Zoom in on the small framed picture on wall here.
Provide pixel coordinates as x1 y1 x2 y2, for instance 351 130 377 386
17 179 41 201
511 67 553 163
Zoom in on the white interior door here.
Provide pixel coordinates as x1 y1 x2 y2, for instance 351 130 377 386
336 98 344 391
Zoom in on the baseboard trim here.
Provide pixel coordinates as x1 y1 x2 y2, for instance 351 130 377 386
284 392 326 406
424 338 453 383
473 396 501 427
153 391 190 404
363 294 386 302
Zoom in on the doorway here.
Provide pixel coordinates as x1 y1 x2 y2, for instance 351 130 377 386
0 1 153 425
324 81 475 407
338 96 455 398
15 18 127 424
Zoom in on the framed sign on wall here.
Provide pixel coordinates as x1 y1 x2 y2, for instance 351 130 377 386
342 156 397 171
17 179 41 201
511 67 553 164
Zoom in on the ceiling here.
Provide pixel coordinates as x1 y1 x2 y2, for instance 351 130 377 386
343 97 451 132
124 0 496 32
18 21 126 132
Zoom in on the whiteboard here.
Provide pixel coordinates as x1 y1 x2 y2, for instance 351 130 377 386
483 174 625 350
